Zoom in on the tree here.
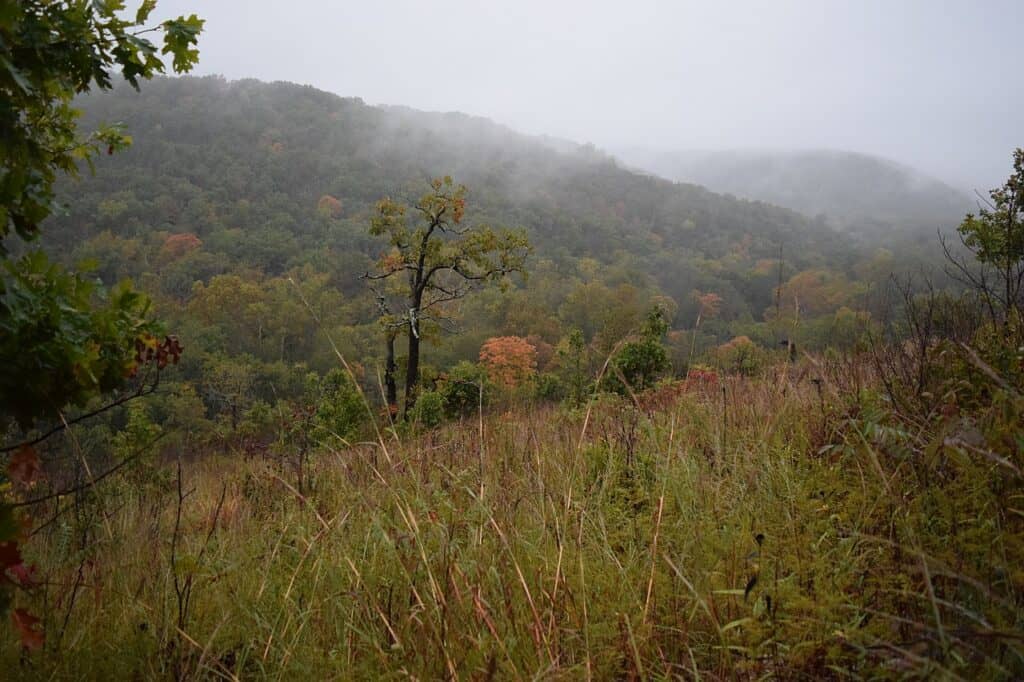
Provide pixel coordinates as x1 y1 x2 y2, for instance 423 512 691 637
316 194 344 218
603 306 670 394
188 275 266 353
557 328 591 406
1 1 203 247
0 0 202 637
365 177 530 416
369 291 401 414
159 232 202 262
943 148 1024 331
479 336 537 388
1 1 203 430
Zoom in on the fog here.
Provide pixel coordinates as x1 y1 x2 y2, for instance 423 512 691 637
154 0 1021 191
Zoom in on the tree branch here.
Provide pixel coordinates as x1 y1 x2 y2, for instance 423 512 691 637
12 433 166 509
1 371 161 454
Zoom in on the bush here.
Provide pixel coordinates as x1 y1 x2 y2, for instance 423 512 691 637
308 369 366 445
409 390 444 428
532 372 565 403
714 335 765 375
439 361 489 417
601 307 670 394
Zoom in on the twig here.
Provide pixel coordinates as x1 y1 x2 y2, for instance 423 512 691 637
960 343 1021 396
1 373 159 454
14 431 166 512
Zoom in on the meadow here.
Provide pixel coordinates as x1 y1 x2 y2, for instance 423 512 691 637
6 351 1022 679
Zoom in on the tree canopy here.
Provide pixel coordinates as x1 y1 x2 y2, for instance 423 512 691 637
366 177 530 413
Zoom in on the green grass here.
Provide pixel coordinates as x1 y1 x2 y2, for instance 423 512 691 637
4 363 1023 679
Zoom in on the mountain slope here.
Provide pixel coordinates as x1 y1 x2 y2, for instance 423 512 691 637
618 148 972 236
46 76 862 321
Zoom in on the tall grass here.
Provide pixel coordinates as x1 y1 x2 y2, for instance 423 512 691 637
4 361 1023 679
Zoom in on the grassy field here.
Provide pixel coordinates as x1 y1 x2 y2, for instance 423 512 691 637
4 358 1023 679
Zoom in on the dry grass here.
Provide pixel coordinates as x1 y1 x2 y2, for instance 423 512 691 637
4 364 1023 679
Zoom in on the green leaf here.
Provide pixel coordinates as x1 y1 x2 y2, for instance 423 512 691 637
161 15 205 73
136 0 158 24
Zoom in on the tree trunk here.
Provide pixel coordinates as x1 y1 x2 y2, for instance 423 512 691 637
403 289 424 418
384 332 397 415
404 331 420 417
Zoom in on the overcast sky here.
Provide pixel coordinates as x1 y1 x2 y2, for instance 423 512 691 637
155 0 1021 190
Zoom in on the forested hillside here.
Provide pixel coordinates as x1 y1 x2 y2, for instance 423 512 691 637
42 77 930 384
53 76 857 298
619 147 972 238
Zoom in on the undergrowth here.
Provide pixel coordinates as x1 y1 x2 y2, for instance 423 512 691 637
3 352 1023 679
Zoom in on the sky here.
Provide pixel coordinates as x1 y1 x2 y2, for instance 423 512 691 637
155 0 1022 190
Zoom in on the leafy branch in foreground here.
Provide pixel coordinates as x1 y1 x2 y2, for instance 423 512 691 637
1 0 204 247
0 0 202 645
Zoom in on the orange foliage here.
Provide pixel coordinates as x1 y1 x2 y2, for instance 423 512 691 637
479 336 537 387
780 269 852 316
159 232 202 261
694 291 722 318
317 194 344 218
718 335 754 352
379 251 405 273
452 197 466 223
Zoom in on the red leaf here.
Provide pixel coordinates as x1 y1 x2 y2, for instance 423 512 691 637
7 562 38 588
11 609 44 650
7 445 41 486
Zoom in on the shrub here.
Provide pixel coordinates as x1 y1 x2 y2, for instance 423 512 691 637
408 390 444 428
308 369 366 445
532 372 565 402
439 361 489 417
601 306 670 394
715 335 764 375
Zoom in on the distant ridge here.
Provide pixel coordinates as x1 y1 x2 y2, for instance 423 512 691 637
616 148 972 236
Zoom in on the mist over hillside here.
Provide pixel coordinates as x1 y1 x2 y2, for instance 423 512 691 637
617 148 973 238
48 76 881 325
